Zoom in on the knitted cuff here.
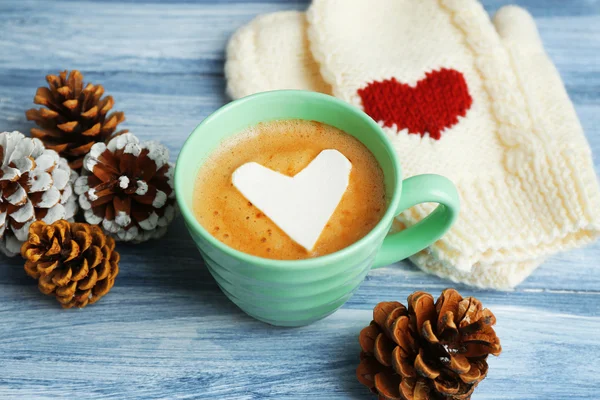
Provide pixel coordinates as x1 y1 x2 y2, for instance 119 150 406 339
386 220 544 289
225 11 330 99
412 250 544 289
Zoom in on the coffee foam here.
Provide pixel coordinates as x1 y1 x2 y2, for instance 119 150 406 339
193 119 387 260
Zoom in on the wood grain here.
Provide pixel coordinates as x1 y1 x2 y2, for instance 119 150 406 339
1 0 599 399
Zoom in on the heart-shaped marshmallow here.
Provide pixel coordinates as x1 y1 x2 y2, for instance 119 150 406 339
232 149 352 251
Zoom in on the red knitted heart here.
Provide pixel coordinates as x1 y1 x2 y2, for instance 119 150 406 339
357 68 473 140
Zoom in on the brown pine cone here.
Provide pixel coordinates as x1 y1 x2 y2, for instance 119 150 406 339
21 220 120 308
74 133 176 242
25 70 127 171
357 289 501 400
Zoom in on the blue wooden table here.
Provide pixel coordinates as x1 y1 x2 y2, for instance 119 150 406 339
1 1 599 399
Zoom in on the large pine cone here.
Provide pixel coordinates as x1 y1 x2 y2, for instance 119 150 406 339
25 70 127 171
0 131 78 257
74 133 176 242
21 220 120 308
357 289 501 400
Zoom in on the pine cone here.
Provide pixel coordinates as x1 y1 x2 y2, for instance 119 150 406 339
25 70 127 171
74 133 176 242
357 289 501 400
0 131 78 257
21 220 120 308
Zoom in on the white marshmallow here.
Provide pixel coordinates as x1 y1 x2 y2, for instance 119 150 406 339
232 149 352 252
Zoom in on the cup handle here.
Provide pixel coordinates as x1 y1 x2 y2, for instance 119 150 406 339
372 174 460 269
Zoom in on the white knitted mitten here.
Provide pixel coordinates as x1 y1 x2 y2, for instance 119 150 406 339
225 11 330 99
225 2 600 289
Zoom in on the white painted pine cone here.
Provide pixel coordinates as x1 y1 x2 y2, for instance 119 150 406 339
74 133 176 242
0 131 78 257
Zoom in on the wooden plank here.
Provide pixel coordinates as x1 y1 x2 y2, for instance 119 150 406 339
0 285 598 399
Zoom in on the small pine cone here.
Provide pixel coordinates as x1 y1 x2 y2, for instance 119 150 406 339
21 220 120 308
25 70 127 171
0 131 78 257
357 289 501 400
74 133 176 242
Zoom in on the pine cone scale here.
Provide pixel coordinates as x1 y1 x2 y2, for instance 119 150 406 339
118 151 138 176
360 323 381 353
38 276 55 294
374 371 402 400
81 106 98 119
56 85 72 98
385 307 408 332
45 236 61 256
51 266 71 286
24 109 49 122
70 142 95 156
374 301 403 328
57 120 78 133
4 183 26 205
92 179 119 195
447 353 471 374
96 260 111 280
24 260 38 278
432 379 460 397
78 268 97 290
9 202 32 222
113 196 131 217
458 363 481 385
421 320 439 344
74 230 93 252
99 97 114 113
30 129 63 141
414 350 440 379
436 288 462 320
81 123 101 137
374 333 395 367
64 240 80 262
71 261 89 281
392 347 416 379
438 311 458 335
90 162 119 183
33 87 55 108
62 99 79 111
410 292 437 335
357 357 384 389
55 281 76 297
390 316 414 354
400 378 431 400
37 260 59 277
102 113 122 131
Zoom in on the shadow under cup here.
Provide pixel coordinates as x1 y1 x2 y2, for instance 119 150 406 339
175 90 403 327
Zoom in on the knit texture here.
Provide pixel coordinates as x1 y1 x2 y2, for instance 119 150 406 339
225 11 330 100
224 4 600 289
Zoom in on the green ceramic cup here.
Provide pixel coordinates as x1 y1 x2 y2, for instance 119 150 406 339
175 90 459 327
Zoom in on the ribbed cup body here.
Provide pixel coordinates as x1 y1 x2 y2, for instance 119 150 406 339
188 223 389 326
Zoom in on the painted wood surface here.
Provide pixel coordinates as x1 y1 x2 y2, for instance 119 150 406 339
1 0 599 399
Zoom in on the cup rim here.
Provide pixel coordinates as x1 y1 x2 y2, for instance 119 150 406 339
175 90 403 270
